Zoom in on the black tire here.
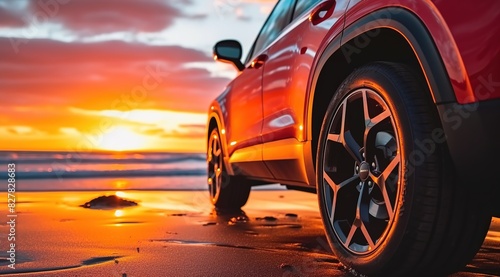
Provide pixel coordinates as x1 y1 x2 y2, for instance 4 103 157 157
316 62 491 276
207 127 251 210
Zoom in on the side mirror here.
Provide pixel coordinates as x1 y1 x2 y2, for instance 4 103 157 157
213 40 245 71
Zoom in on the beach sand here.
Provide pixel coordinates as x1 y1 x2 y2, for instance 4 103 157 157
0 190 498 276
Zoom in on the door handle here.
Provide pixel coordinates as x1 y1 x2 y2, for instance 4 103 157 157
251 54 268 69
309 0 336 26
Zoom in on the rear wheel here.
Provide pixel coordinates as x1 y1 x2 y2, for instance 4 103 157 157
207 127 250 210
316 62 491 276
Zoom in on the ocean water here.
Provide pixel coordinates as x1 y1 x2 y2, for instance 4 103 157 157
2 151 284 191
2 151 207 191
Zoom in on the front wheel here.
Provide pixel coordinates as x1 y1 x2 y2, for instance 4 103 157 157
207 127 250 210
316 62 491 276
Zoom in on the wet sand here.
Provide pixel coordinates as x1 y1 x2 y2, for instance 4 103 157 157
0 190 498 276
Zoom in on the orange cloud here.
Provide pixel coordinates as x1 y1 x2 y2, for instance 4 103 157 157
0 0 273 152
0 37 230 151
0 38 229 112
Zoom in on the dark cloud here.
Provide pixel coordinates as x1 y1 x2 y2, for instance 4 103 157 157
141 127 167 136
173 0 195 5
6 128 21 135
179 124 206 129
0 38 230 116
136 127 203 139
28 0 182 34
1 38 210 64
0 6 26 27
187 13 208 20
237 15 253 21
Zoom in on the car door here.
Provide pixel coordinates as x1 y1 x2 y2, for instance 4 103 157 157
261 0 350 182
225 0 296 179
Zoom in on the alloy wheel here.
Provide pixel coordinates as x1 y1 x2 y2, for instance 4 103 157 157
321 88 400 254
208 130 223 203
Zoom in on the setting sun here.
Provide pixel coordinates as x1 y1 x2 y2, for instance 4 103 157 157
0 0 274 153
99 126 148 151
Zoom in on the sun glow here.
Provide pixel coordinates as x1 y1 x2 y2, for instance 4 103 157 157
98 126 148 151
97 109 206 128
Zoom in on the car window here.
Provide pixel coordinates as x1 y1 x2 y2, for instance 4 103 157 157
250 0 296 58
293 0 322 19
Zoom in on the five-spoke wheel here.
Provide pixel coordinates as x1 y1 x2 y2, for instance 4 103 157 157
207 128 250 209
322 88 399 254
317 62 491 276
208 129 223 202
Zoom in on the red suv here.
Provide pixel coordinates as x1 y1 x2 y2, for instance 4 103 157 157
207 0 500 275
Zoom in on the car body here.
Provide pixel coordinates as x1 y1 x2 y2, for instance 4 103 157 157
207 0 500 275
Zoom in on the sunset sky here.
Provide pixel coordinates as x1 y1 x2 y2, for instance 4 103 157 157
0 0 275 153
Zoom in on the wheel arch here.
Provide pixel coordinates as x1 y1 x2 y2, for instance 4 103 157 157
207 109 234 175
308 7 455 170
207 116 219 139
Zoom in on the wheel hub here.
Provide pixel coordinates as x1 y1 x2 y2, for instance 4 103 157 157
358 161 370 181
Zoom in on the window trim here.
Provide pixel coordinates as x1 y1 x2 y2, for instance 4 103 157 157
291 0 322 20
244 0 298 65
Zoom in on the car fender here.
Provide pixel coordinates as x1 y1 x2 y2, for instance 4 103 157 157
207 100 234 175
306 6 461 141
